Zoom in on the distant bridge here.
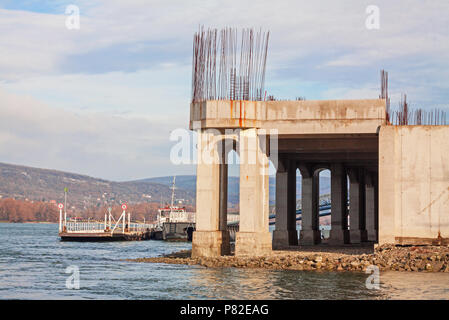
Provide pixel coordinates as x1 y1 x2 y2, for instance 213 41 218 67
227 202 333 228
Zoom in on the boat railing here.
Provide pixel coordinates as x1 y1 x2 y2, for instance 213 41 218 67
64 221 156 234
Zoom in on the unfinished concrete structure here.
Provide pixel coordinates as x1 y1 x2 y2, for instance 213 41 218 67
189 28 449 257
190 100 449 257
190 99 379 256
379 126 449 246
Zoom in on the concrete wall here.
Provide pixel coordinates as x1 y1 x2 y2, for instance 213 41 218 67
190 99 386 135
379 125 449 245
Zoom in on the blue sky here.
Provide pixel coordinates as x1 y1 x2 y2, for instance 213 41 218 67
0 0 75 14
0 1 448 181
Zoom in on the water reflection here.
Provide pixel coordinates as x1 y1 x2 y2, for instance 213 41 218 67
379 272 449 300
0 223 448 300
189 267 388 300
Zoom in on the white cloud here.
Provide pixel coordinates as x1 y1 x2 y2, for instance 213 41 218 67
0 0 448 179
2 1 449 78
1 64 192 116
0 88 193 181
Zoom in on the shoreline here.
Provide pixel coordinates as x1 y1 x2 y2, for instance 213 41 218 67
0 221 56 224
130 244 449 272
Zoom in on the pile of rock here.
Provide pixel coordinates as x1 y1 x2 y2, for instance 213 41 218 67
373 244 449 272
130 245 449 272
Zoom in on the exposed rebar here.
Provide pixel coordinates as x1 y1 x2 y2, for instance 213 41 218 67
192 26 270 103
380 69 391 123
389 94 447 126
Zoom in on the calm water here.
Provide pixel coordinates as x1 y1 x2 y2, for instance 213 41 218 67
0 223 448 300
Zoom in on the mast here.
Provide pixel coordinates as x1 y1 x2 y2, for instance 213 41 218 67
170 176 176 214
64 187 68 228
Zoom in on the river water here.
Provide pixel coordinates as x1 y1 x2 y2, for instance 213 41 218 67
0 223 448 300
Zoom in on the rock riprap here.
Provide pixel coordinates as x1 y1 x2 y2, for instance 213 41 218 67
129 245 449 272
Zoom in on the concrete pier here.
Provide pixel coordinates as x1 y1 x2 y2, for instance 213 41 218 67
190 99 449 257
192 130 230 257
273 158 298 249
298 164 321 245
378 126 449 246
348 168 367 243
365 172 377 242
235 128 272 256
328 163 350 245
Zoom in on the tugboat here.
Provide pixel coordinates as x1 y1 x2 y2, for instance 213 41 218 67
156 176 195 241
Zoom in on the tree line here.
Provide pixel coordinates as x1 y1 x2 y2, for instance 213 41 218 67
0 198 195 223
0 198 58 222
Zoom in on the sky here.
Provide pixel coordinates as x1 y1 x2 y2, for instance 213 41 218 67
0 0 448 181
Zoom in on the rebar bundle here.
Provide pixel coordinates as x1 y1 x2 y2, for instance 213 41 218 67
380 69 391 122
380 71 446 125
390 94 447 125
191 27 270 103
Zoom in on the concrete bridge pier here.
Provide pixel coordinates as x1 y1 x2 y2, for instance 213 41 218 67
189 98 399 256
272 158 298 249
365 172 378 242
329 163 350 245
298 164 321 245
188 98 449 251
235 128 272 256
348 168 368 243
192 130 230 257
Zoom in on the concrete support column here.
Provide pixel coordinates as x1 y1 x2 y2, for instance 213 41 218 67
273 158 298 249
192 130 230 257
348 168 367 243
219 147 228 232
374 174 378 241
236 128 272 256
329 163 350 245
365 172 378 242
298 164 321 245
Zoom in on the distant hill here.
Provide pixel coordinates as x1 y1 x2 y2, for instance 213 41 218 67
0 162 331 211
142 174 331 205
0 162 194 211
139 175 241 205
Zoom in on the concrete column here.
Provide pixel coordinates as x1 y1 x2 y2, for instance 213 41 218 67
219 147 228 232
365 172 378 242
192 130 230 257
374 174 378 241
329 163 350 245
236 128 272 256
378 126 395 245
273 158 298 249
298 164 321 245
348 168 367 243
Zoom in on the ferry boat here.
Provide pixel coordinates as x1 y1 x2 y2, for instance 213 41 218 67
58 206 154 242
156 177 195 241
